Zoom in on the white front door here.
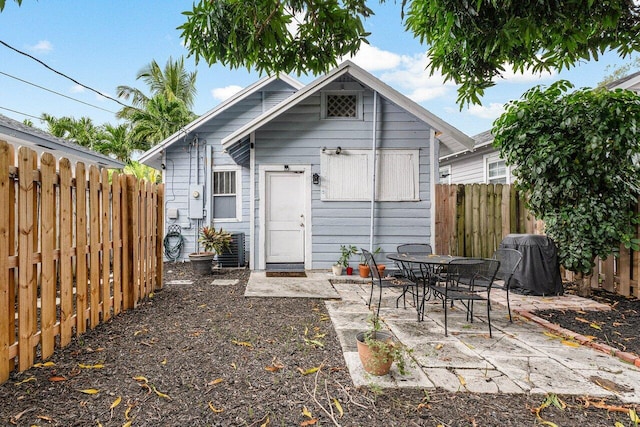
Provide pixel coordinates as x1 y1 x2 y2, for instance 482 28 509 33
265 171 305 263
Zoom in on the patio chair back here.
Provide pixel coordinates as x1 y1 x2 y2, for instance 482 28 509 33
492 248 523 322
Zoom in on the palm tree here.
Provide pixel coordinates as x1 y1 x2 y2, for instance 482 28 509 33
94 123 133 162
41 114 100 149
116 56 197 111
116 56 198 147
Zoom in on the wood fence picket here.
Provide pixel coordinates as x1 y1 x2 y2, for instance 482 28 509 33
0 140 164 384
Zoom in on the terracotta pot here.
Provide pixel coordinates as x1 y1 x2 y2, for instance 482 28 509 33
346 266 353 275
356 331 394 375
377 264 386 275
359 264 370 278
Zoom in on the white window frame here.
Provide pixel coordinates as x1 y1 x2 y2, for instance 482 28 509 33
320 149 420 201
320 91 363 120
212 165 242 222
483 153 509 184
439 165 452 184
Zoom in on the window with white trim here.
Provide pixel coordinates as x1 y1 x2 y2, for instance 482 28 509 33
439 165 451 184
212 166 242 221
484 154 508 184
321 92 362 120
320 149 420 201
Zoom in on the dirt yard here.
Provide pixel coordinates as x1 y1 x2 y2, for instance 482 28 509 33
0 263 638 426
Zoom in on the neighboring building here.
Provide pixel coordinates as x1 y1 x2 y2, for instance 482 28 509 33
438 130 515 185
0 113 124 169
439 71 640 184
140 61 473 269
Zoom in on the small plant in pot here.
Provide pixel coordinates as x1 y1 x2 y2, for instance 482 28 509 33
358 247 382 278
333 244 357 276
356 312 411 376
188 226 232 274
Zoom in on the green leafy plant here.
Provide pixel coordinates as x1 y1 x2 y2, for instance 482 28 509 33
359 312 412 376
493 81 640 296
337 245 357 268
197 226 232 254
358 247 381 266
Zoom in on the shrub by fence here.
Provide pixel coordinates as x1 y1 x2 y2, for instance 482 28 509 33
0 141 164 384
435 183 638 298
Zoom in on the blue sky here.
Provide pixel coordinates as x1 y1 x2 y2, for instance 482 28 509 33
0 0 636 137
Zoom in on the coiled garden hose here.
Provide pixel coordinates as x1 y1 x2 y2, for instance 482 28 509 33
163 224 185 262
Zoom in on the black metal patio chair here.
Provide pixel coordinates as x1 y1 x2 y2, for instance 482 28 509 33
429 258 500 337
362 248 418 319
491 248 523 322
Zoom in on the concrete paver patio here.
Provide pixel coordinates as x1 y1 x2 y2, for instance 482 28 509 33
245 272 640 403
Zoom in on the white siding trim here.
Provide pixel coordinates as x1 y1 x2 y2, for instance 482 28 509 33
430 129 436 249
249 133 256 270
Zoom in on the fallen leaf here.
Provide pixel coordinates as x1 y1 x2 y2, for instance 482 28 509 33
160 358 167 365
574 317 590 324
124 404 134 420
561 340 580 348
231 340 253 348
303 338 324 348
208 402 224 413
298 366 320 376
151 385 171 400
33 361 55 368
231 362 237 370
435 343 444 350
208 378 224 386
457 374 466 387
14 377 36 386
630 409 639 423
110 396 122 410
613 322 624 327
260 416 270 427
319 315 330 321
79 389 100 395
78 363 104 369
133 376 148 383
543 331 562 340
301 419 318 426
589 323 602 330
48 376 66 382
333 398 343 417
265 365 283 372
36 415 53 421
302 406 313 418
123 421 132 427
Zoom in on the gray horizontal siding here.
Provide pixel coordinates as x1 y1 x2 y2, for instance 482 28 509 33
253 90 432 269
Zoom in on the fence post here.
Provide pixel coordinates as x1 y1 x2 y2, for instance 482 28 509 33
0 141 10 382
40 152 57 361
88 166 101 328
59 158 73 347
156 184 164 290
112 172 122 315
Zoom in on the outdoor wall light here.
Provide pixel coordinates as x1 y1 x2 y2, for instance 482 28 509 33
284 165 289 170
312 173 320 184
335 146 342 155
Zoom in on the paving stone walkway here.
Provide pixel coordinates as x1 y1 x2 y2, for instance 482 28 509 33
328 281 640 403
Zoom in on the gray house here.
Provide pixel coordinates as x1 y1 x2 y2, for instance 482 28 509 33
141 61 473 270
0 113 124 169
441 71 640 185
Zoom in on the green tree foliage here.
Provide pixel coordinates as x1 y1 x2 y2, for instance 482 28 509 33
493 81 640 282
117 57 198 147
178 0 640 107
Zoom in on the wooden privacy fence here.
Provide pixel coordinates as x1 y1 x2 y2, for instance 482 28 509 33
435 183 639 298
0 141 165 384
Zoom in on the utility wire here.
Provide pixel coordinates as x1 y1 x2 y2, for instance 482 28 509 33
0 105 42 120
0 70 117 114
0 39 133 110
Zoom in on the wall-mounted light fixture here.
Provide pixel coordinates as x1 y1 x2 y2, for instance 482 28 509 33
335 146 342 155
284 164 289 170
312 173 320 185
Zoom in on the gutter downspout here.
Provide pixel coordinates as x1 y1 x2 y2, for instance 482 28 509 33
369 91 378 251
430 129 437 250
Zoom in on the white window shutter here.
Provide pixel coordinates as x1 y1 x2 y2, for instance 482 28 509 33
321 151 370 200
377 150 419 201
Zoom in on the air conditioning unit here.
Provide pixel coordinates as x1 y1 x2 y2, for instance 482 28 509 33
218 232 245 267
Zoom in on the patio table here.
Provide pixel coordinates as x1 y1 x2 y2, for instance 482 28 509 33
386 253 459 320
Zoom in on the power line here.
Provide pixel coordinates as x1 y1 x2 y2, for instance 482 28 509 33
0 70 118 114
0 39 133 110
0 106 42 121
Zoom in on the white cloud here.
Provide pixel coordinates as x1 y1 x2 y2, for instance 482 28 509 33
211 85 243 101
466 102 505 120
343 44 401 71
70 85 85 94
29 40 53 53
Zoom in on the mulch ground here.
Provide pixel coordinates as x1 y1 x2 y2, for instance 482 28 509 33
0 263 638 426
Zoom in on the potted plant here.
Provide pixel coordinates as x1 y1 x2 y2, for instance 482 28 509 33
356 312 411 376
188 226 232 274
333 245 357 276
